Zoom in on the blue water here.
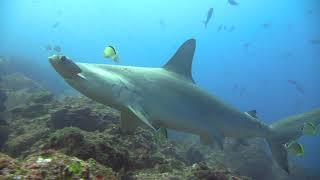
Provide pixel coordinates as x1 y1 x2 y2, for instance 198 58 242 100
1 0 320 173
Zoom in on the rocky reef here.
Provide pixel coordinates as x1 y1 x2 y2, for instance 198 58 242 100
0 69 319 179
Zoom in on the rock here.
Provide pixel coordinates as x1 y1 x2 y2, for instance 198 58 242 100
224 139 274 180
45 127 129 171
0 90 7 112
50 106 108 131
0 118 10 148
0 151 116 179
0 73 46 108
185 145 205 164
10 103 47 118
4 127 51 157
0 153 20 178
29 91 54 103
191 162 250 180
1 73 44 92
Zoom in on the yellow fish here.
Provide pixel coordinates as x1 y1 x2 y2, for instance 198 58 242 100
302 122 317 135
103 45 119 62
286 141 304 157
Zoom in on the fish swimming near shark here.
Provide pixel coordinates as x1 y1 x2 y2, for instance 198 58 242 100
203 8 214 28
228 0 239 6
49 39 309 173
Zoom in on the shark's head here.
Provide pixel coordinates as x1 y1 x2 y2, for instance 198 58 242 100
49 54 128 109
49 55 82 79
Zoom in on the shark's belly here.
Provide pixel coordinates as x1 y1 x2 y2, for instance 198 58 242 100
148 100 213 136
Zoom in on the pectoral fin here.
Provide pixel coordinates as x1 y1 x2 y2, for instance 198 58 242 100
120 109 142 132
156 128 168 139
127 105 156 131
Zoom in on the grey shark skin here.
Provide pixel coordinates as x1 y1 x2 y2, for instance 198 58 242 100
49 39 291 173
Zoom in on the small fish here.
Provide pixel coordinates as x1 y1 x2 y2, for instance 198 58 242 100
217 24 223 32
53 45 62 52
203 8 214 28
302 122 317 135
44 44 52 51
286 141 304 156
288 80 297 85
232 84 238 92
310 38 320 44
228 0 239 6
159 19 166 30
262 23 271 29
228 25 235 32
295 85 305 94
52 21 60 28
103 45 120 62
243 42 251 49
288 80 304 94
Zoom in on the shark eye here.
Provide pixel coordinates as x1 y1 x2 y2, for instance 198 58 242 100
60 56 67 62
60 56 70 64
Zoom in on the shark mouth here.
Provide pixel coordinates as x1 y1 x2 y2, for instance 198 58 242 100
49 55 83 79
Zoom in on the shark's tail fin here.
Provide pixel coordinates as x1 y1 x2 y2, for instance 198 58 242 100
266 108 320 174
266 136 289 173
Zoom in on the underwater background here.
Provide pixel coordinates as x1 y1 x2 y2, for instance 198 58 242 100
1 0 320 179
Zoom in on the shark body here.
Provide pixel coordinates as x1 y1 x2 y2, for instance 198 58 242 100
50 39 303 173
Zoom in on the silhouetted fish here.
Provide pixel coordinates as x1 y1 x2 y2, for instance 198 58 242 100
228 0 239 6
44 44 52 51
232 84 246 96
306 9 313 15
217 24 223 32
53 45 62 52
52 21 60 28
159 19 166 30
203 8 214 28
288 80 305 94
243 42 251 49
262 23 271 29
288 80 297 85
228 25 235 32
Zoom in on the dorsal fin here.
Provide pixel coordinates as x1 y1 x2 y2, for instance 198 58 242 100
245 110 258 118
163 39 196 83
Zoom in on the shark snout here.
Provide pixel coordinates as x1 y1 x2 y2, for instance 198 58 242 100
49 55 69 65
49 55 82 79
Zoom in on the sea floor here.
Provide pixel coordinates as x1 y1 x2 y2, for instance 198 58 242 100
0 72 319 180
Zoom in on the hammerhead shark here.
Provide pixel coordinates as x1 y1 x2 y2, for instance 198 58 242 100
49 39 316 173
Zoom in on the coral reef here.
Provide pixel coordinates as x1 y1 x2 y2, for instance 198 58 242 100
0 69 9 148
0 73 45 109
0 90 7 112
0 150 116 179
